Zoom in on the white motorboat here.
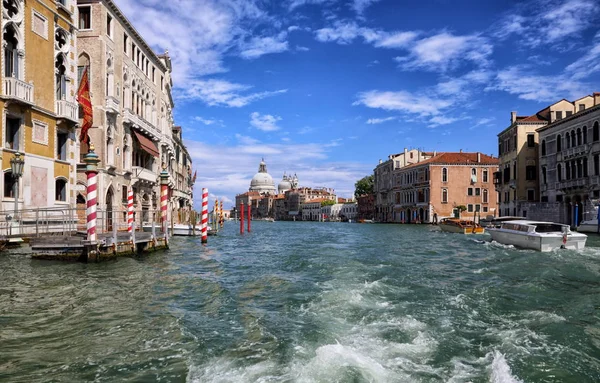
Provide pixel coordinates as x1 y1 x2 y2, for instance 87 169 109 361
486 220 587 252
142 223 213 236
479 216 523 228
439 218 485 234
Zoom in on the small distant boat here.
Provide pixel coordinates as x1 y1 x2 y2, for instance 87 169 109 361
265 217 275 222
487 220 587 251
142 223 216 236
439 218 485 234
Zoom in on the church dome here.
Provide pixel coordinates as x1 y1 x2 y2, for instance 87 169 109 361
249 159 276 194
278 175 292 193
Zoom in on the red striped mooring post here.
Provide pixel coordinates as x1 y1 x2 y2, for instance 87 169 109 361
160 166 169 242
127 187 134 235
201 188 208 243
84 144 100 242
240 202 244 235
247 203 251 233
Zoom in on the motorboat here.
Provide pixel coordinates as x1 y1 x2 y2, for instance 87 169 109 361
142 223 215 236
479 216 523 228
486 220 587 251
439 218 485 234
578 219 599 233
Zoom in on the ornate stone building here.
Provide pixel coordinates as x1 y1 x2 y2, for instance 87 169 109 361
75 0 191 227
1 0 79 211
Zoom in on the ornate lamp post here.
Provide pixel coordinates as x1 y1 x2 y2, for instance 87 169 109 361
10 152 24 229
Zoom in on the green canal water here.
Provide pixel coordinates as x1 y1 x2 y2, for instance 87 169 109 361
1 222 600 382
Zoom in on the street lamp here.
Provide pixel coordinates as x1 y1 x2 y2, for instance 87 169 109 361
10 152 24 230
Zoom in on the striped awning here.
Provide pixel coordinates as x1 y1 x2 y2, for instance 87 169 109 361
133 130 159 158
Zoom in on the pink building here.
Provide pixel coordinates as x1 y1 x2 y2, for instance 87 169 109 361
393 152 499 223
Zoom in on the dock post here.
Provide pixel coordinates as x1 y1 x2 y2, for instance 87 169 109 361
84 144 100 262
201 188 208 243
247 203 251 233
160 164 170 245
35 208 39 237
240 202 244 235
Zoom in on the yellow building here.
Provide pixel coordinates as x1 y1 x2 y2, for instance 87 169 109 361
1 0 79 212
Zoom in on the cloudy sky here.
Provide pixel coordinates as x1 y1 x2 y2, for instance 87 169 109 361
118 0 600 208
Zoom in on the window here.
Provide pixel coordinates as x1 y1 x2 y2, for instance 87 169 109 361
5 117 20 150
556 111 563 120
571 130 576 147
78 6 91 29
483 189 488 203
483 206 488 213
122 185 128 203
152 67 155 82
467 187 473 196
542 166 547 184
557 134 562 151
57 130 68 160
55 179 67 201
106 13 113 37
595 155 599 176
4 171 15 198
442 168 448 182
584 127 588 144
557 195 563 202
594 122 599 142
579 104 586 112
526 165 536 180
527 134 535 147
483 169 488 183
527 189 535 202
577 128 582 146
475 188 481 196
583 157 588 177
541 140 546 156
123 34 128 54
467 204 474 213
161 75 164 90
566 111 573 117
442 188 448 203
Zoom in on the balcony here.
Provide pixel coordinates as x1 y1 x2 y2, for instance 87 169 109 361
55 99 78 123
562 144 588 159
123 109 161 141
105 96 120 114
132 166 157 185
556 178 587 190
3 77 34 105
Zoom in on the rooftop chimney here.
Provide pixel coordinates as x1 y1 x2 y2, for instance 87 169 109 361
594 92 600 106
379 159 382 164
477 152 481 162
460 149 463 153
511 111 517 124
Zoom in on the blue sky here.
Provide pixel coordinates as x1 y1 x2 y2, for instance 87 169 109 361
118 0 600 208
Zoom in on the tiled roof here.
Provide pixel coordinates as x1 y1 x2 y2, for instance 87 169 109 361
402 152 498 169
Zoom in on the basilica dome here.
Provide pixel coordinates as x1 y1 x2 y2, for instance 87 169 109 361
278 174 292 193
249 159 276 195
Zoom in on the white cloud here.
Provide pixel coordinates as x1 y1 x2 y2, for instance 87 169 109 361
436 70 493 96
373 31 419 48
288 0 335 10
194 116 223 126
354 90 452 116
351 0 381 15
564 33 600 80
366 116 396 124
239 32 289 59
493 0 600 48
296 45 310 51
314 22 416 47
395 32 493 72
178 79 287 107
250 112 282 131
488 66 588 102
429 116 459 126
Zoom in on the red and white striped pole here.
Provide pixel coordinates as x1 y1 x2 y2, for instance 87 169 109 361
159 166 169 239
127 187 134 235
84 144 100 242
201 188 208 243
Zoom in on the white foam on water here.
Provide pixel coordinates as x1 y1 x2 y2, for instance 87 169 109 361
488 351 523 383
519 310 566 325
473 268 487 274
187 357 280 383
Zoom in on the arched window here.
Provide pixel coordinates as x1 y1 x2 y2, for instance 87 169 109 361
566 162 570 179
583 157 588 177
565 132 570 149
557 164 562 181
577 128 582 146
483 188 488 203
55 178 67 201
442 168 448 182
3 171 15 198
542 166 547 184
541 140 546 156
4 25 20 79
583 126 588 144
571 129 576 147
442 188 448 203
557 134 562 151
594 121 600 142
55 54 67 100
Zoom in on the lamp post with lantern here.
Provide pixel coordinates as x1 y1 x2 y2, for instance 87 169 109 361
10 152 24 232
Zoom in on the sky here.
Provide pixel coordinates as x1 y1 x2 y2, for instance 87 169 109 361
117 0 600 208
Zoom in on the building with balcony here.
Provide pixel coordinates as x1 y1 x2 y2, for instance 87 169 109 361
535 93 600 225
169 126 193 213
374 149 434 222
75 0 181 226
394 152 499 223
1 0 79 212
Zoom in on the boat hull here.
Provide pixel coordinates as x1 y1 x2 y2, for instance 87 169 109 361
439 223 485 234
487 228 587 251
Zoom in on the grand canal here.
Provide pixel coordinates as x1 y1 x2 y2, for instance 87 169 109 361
1 221 599 382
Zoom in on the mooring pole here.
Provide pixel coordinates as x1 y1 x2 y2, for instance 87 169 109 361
160 164 170 245
240 202 244 235
201 188 208 243
247 203 251 233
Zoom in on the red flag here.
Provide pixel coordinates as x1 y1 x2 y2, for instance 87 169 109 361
77 67 93 143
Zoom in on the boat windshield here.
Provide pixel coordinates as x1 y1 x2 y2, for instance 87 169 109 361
534 223 566 233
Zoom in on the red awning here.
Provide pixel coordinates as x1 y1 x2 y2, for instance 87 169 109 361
133 130 159 158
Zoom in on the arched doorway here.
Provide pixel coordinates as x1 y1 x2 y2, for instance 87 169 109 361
419 208 424 223
106 187 114 231
405 208 411 223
